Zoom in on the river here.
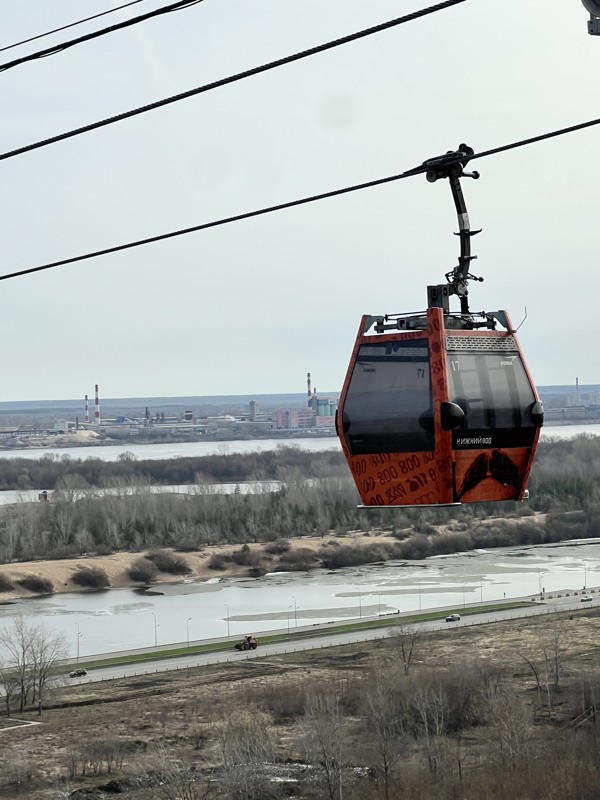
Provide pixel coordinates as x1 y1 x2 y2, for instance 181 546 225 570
0 424 595 506
0 437 338 463
0 423 596 463
0 423 598 659
0 538 599 659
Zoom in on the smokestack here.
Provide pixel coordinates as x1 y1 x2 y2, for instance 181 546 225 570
95 384 100 425
84 394 89 424
307 372 312 407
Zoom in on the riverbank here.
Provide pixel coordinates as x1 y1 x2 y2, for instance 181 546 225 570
0 530 399 602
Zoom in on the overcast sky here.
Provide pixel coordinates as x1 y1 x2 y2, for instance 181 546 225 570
0 0 598 402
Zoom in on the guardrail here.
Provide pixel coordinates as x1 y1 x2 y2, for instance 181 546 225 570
79 597 597 683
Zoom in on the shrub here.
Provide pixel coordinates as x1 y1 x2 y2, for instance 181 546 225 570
246 681 307 723
71 566 110 590
319 544 375 569
128 558 158 584
47 545 79 560
247 565 268 578
230 546 263 567
145 549 191 575
276 547 320 572
207 553 230 571
95 545 115 556
17 575 54 594
0 574 14 592
263 540 291 555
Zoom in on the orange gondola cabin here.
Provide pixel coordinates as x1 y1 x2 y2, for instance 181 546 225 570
336 145 543 507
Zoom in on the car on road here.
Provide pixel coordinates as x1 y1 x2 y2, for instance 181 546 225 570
581 595 593 602
445 613 461 622
69 668 87 678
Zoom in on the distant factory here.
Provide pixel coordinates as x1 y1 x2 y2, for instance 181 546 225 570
544 377 600 423
271 373 337 430
0 377 339 441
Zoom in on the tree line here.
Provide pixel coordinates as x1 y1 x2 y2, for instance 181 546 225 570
0 445 344 491
0 435 598 567
0 434 599 507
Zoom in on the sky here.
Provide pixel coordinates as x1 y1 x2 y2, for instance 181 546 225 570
0 0 598 401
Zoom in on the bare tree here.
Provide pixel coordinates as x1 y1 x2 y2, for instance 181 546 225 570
518 614 568 714
300 691 348 800
0 615 36 712
388 624 420 674
138 743 217 800
215 706 277 800
481 681 535 770
363 672 406 800
0 616 67 715
0 663 20 717
30 624 68 715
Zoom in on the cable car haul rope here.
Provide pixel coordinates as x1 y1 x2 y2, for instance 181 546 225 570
335 145 544 508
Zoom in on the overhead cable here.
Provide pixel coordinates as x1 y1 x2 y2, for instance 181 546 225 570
0 1 145 54
0 0 465 160
1 115 599 284
0 0 203 74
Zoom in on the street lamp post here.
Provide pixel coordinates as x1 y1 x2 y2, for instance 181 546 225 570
462 587 466 609
287 605 292 636
292 595 297 627
378 593 381 617
358 590 362 619
186 617 192 647
76 623 82 663
152 613 158 647
225 604 230 638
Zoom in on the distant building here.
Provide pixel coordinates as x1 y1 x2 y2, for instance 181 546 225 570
47 419 70 435
271 408 315 429
310 396 337 428
271 397 338 430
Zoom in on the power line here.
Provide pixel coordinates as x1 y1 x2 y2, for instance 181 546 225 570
0 1 146 54
0 0 465 161
0 0 203 74
2 116 599 284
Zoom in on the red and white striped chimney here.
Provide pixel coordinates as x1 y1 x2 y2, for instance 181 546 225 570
84 394 90 424
94 384 100 425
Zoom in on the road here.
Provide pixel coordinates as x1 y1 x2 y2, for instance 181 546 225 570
66 590 597 685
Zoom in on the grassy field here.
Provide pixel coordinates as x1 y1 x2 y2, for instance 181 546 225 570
2 603 600 799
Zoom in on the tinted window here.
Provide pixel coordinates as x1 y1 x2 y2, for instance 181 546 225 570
342 340 433 454
447 352 536 430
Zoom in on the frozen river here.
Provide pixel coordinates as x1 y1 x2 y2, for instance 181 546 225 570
0 423 596 463
0 437 338 463
0 424 597 658
0 423 595 507
0 538 599 659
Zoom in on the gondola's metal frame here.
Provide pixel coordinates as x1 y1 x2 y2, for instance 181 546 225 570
336 145 544 507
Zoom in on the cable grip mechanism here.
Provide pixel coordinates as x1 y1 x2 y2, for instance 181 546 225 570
417 143 482 315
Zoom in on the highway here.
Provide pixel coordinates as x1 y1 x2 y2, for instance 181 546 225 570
67 591 597 685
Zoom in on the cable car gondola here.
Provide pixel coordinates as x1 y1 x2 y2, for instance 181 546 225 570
336 145 543 507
